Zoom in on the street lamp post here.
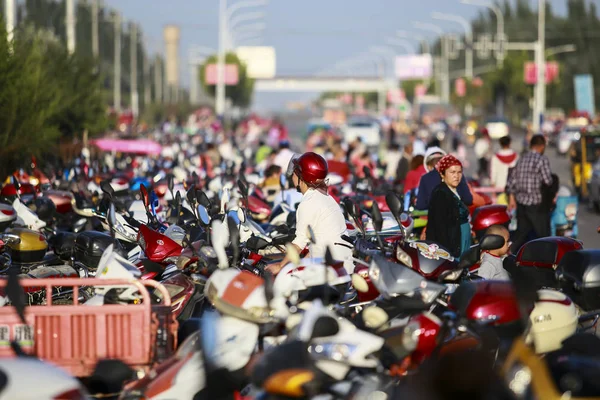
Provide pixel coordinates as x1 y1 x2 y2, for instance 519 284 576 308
216 0 268 117
533 0 546 133
396 31 430 55
385 37 414 54
432 12 473 79
189 46 216 104
414 22 449 103
461 0 504 66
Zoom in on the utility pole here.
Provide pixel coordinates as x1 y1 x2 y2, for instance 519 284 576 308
4 0 16 44
533 0 546 133
189 62 198 104
154 56 163 104
130 22 139 118
441 36 450 104
66 0 76 55
144 53 151 106
113 12 121 111
91 0 99 59
216 0 227 117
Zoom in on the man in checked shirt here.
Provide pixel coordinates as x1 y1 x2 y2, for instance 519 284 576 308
506 134 554 253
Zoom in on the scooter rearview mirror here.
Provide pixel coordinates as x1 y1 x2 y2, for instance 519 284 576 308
342 197 355 219
107 202 117 238
167 174 174 195
174 191 182 220
100 180 115 200
371 201 384 233
186 185 196 207
237 179 248 199
140 185 149 209
385 191 403 221
197 190 211 210
197 205 210 226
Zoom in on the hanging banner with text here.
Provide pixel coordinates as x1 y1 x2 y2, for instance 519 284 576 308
205 64 239 85
574 74 596 116
395 54 433 79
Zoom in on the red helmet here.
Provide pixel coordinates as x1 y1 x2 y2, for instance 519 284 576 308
293 152 328 184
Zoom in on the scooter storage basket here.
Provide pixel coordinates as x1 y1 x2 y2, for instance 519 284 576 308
515 237 583 290
74 231 124 270
556 250 600 311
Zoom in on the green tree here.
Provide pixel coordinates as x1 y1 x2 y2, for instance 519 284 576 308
199 53 254 108
0 21 107 177
0 24 63 177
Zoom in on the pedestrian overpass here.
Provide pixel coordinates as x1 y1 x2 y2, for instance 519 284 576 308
254 76 396 92
254 76 396 112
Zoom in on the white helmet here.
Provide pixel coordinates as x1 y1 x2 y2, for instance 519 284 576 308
423 146 447 172
527 289 578 354
202 310 259 372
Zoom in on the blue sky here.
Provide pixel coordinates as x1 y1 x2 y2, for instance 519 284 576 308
103 0 574 110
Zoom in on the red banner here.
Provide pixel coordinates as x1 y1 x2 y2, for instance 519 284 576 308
524 62 559 84
205 64 239 85
455 78 466 97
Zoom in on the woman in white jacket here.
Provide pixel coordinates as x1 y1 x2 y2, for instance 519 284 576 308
490 135 518 190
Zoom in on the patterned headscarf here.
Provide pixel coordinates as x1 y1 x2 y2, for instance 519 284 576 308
435 154 462 175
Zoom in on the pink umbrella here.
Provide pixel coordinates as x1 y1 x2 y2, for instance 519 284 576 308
91 139 162 155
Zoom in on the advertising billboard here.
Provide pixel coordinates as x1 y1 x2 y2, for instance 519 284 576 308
395 54 433 79
235 46 276 79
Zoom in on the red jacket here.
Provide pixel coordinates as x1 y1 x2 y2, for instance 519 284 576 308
404 165 427 194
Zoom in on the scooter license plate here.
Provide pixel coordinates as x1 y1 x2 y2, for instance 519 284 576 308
564 230 573 237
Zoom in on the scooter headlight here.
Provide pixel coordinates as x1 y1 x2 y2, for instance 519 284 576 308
369 263 380 283
396 247 413 268
505 363 532 399
401 320 421 351
442 269 463 282
308 343 358 363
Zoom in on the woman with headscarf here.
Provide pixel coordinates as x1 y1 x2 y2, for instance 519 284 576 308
426 155 472 259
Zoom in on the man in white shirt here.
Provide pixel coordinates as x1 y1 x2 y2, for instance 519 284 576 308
266 152 353 274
